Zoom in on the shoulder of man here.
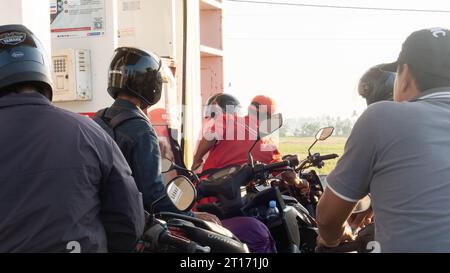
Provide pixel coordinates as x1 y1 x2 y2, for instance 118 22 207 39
361 100 412 123
110 117 161 153
96 106 152 138
366 100 398 112
349 101 419 149
119 116 156 136
52 106 113 141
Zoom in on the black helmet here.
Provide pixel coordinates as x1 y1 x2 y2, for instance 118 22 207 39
358 64 395 105
108 47 166 108
0 24 53 100
204 93 241 118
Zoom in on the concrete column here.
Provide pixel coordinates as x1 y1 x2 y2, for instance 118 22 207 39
183 0 202 167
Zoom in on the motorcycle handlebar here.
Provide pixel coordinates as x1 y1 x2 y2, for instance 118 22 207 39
262 160 291 171
296 153 339 171
316 154 339 161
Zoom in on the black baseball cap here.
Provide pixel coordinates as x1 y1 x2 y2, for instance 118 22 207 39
381 27 450 81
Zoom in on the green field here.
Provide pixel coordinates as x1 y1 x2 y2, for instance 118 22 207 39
278 136 347 175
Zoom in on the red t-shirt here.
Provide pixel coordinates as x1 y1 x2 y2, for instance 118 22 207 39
196 114 281 206
202 114 280 170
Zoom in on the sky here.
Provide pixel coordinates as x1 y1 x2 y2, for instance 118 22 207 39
223 0 450 118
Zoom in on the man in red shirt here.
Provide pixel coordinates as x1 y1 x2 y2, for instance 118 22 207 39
192 94 311 253
192 94 281 172
194 94 309 194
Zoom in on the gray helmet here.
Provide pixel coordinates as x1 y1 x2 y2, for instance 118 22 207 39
358 64 395 105
0 24 53 100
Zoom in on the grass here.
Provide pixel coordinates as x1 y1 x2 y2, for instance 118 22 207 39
277 136 347 175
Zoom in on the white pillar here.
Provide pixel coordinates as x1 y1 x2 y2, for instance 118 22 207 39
0 0 51 59
183 0 202 167
117 0 176 57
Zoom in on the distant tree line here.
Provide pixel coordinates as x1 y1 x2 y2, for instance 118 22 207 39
279 115 357 138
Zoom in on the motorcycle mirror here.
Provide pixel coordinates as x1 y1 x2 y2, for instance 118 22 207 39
165 176 197 212
258 113 283 139
315 127 334 141
161 158 174 173
308 127 334 156
248 113 283 166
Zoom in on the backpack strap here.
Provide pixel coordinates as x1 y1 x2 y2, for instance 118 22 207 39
93 108 114 138
93 108 108 125
93 107 149 141
93 107 149 195
109 108 149 129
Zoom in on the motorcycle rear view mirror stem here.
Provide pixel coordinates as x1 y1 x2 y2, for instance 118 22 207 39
307 126 335 156
247 113 283 167
161 158 200 183
161 158 174 173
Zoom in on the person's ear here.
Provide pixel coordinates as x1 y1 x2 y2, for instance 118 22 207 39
404 64 416 90
402 64 421 98
397 64 410 94
394 63 413 101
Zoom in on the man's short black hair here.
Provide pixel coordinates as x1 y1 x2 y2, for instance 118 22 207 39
0 82 50 98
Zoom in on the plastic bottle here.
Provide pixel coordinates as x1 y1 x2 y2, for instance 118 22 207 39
266 200 280 222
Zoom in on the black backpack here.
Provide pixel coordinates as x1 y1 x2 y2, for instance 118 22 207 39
93 108 148 140
93 107 189 173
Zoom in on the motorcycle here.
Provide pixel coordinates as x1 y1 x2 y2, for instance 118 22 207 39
283 127 373 251
161 115 373 253
163 114 309 252
278 127 339 218
136 175 250 253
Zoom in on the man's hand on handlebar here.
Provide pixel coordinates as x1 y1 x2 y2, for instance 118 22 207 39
193 211 222 226
316 224 355 249
281 170 310 195
348 208 374 230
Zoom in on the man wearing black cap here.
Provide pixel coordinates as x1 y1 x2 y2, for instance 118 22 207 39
316 27 450 252
0 24 145 252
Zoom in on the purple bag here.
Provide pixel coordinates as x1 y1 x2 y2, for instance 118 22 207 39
222 217 277 253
